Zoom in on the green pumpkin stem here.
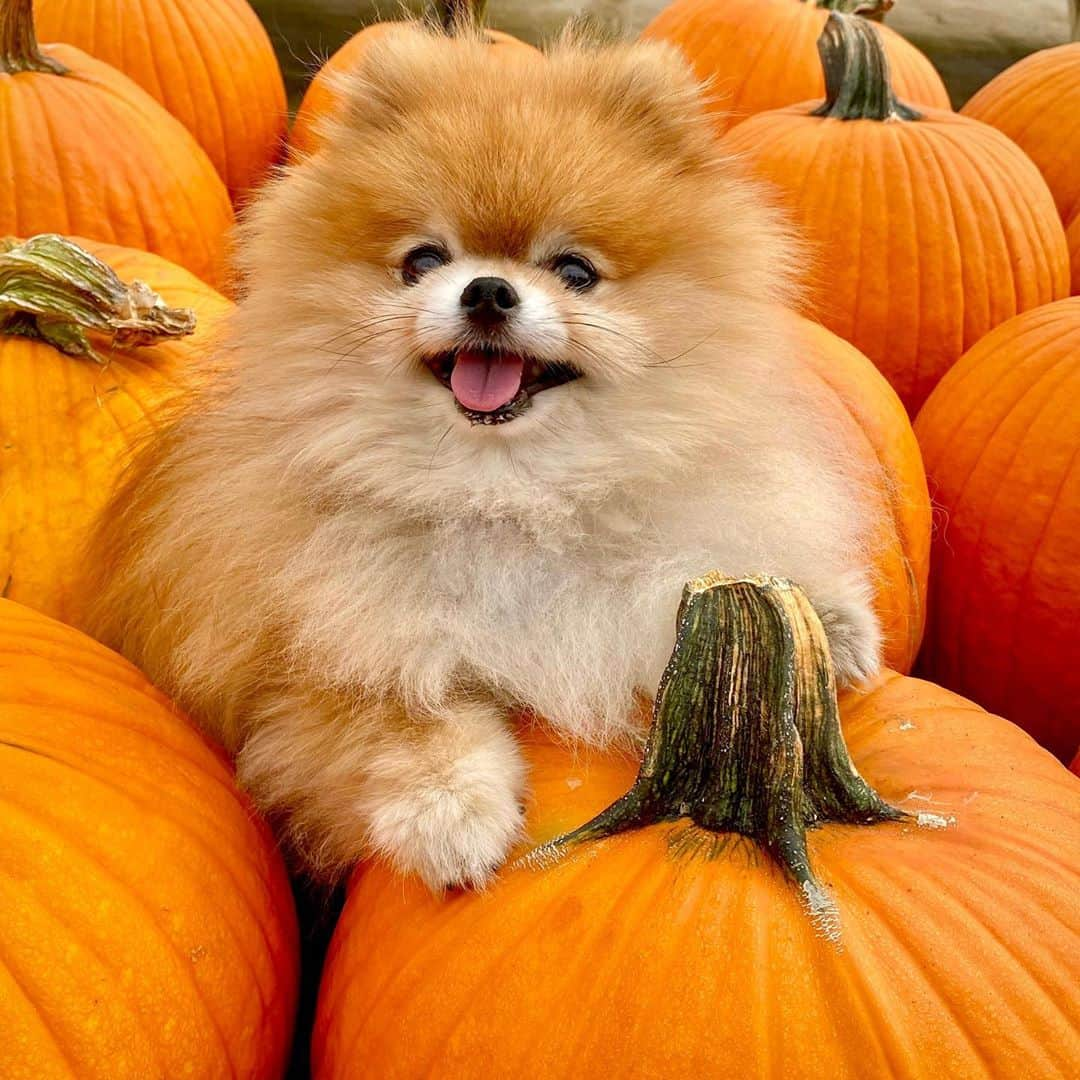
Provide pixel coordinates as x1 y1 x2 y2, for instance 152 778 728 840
0 0 68 75
521 574 905 939
0 235 196 362
812 11 921 121
433 1 489 34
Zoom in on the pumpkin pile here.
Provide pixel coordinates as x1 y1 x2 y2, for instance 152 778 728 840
0 0 1077 1076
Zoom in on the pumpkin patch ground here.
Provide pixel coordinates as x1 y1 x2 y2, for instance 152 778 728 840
1 0 1078 1077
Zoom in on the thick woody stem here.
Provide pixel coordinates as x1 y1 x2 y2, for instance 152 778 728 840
0 235 196 362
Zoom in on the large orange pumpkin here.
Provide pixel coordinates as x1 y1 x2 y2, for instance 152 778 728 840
313 575 1080 1079
914 297 1080 763
962 43 1080 232
290 1 537 158
0 599 299 1079
0 234 230 623
641 0 950 134
722 13 1070 415
34 0 288 204
0 0 233 289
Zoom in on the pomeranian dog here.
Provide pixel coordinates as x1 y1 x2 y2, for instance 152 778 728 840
86 25 885 890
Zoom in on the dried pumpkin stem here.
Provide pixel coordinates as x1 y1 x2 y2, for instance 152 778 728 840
433 1 489 34
0 0 68 75
0 234 196 362
812 12 921 121
524 574 904 934
815 0 893 19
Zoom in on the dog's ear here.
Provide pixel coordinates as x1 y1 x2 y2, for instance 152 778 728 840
554 36 724 174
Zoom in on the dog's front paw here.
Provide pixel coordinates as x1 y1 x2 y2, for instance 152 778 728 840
810 574 883 686
366 724 526 891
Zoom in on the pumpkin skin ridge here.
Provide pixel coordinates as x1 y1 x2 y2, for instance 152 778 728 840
0 602 298 1079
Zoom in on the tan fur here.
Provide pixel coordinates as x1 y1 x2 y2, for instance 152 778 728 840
84 27 885 888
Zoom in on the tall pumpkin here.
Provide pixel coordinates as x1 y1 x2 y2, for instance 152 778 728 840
0 235 230 622
290 1 537 158
313 574 1080 1079
34 0 288 204
722 13 1070 415
641 0 950 134
962 43 1080 232
0 599 299 1079
0 0 233 288
914 297 1080 763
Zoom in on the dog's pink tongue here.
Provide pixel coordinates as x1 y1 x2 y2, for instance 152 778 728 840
450 350 524 412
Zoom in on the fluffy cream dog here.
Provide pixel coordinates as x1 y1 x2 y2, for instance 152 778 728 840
87 26 884 890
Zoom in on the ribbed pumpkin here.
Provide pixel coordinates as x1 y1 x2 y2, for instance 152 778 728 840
722 14 1070 415
0 0 233 289
0 235 230 623
34 0 288 204
962 43 1080 232
290 1 537 158
641 0 950 134
790 314 929 673
313 575 1080 1079
914 297 1080 763
0 599 299 1079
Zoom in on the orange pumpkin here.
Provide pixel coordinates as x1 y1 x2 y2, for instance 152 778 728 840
790 314 929 672
962 43 1080 232
0 235 231 623
34 0 288 204
641 0 950 134
914 297 1080 763
0 598 299 1078
313 575 1080 1079
722 13 1070 415
290 1 537 158
0 0 233 289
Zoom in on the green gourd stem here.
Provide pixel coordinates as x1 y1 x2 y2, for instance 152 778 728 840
0 0 67 74
522 573 905 939
814 0 893 18
433 1 489 34
0 235 196 362
813 12 921 121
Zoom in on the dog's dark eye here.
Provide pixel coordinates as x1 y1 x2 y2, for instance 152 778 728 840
552 254 598 291
402 245 449 285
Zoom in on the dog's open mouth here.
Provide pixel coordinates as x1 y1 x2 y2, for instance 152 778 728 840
424 348 581 425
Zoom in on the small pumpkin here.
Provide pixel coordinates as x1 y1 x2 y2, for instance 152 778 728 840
0 598 299 1078
290 1 537 158
914 297 1080 763
722 13 1070 414
313 574 1080 1079
962 43 1080 232
641 0 950 134
0 0 233 289
34 0 288 204
0 235 230 622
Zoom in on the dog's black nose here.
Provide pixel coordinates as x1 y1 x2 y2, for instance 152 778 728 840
460 276 519 327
